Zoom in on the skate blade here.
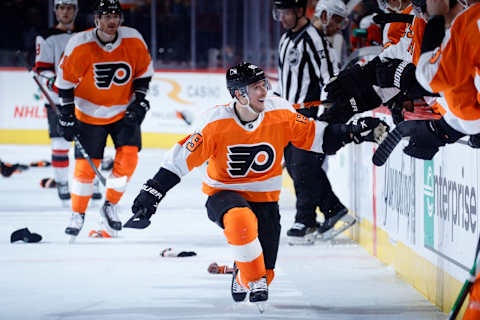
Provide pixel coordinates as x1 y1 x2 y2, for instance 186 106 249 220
320 217 357 241
287 234 316 246
68 236 77 244
254 302 266 313
99 220 118 238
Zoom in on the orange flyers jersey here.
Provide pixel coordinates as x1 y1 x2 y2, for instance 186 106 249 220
56 26 154 125
161 96 328 202
382 6 413 48
416 3 480 135
380 11 426 65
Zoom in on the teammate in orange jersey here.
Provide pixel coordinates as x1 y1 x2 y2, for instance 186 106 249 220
414 0 480 316
125 62 388 307
55 0 154 238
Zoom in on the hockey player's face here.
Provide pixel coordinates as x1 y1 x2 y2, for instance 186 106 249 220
98 13 122 36
55 4 76 25
247 80 269 112
326 15 346 36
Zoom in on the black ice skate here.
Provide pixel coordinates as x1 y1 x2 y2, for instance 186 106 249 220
65 212 85 239
248 276 268 313
317 208 356 241
231 264 248 302
100 201 122 235
287 222 317 245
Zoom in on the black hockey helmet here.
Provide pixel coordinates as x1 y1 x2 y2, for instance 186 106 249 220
226 62 266 98
273 0 307 10
95 0 122 16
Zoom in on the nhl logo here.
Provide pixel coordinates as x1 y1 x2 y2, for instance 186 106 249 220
287 48 300 66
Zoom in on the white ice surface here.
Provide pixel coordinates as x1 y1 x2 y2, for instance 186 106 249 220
0 145 446 320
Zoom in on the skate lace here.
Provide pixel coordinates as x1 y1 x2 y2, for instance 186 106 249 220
68 213 84 228
232 275 248 293
291 222 306 230
104 202 120 222
249 277 267 292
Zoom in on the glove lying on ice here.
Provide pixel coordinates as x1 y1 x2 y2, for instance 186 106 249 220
323 116 390 155
372 117 465 166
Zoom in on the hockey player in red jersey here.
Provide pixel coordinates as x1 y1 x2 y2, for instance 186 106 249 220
55 0 154 238
34 0 89 205
125 62 388 308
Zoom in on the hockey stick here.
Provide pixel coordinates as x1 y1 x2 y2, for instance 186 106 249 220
373 13 414 25
448 235 480 319
30 72 127 188
371 120 418 166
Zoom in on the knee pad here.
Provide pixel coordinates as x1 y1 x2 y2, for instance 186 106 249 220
223 207 258 245
112 146 138 179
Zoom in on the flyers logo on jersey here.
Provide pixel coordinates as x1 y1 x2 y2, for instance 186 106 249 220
227 143 275 177
93 62 132 89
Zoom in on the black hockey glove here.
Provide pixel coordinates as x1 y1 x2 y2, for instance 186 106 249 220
0 161 20 177
372 117 465 166
323 117 390 154
347 117 390 144
325 59 382 115
125 98 150 125
57 103 77 142
376 58 416 91
468 133 480 148
126 179 164 229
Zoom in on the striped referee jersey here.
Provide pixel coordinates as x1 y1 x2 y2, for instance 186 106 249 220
277 22 338 107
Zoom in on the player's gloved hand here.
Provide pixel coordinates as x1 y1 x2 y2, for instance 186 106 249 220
57 103 77 142
325 64 382 114
322 117 390 155
468 133 480 148
347 117 390 144
376 58 416 90
126 179 164 228
125 98 150 125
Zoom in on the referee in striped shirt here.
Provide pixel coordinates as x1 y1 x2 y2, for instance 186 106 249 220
273 0 350 244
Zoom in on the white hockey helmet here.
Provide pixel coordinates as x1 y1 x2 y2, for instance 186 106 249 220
314 0 348 20
54 0 78 7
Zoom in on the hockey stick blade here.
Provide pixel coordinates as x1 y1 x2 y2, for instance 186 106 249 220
372 127 403 166
123 210 151 229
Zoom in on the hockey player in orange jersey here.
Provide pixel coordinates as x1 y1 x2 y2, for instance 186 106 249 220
55 0 154 238
413 0 480 317
373 0 479 163
124 62 389 308
321 0 443 125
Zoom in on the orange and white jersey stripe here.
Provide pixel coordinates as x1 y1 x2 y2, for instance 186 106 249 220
161 96 328 202
382 6 414 48
416 3 480 134
55 26 154 125
380 11 426 65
